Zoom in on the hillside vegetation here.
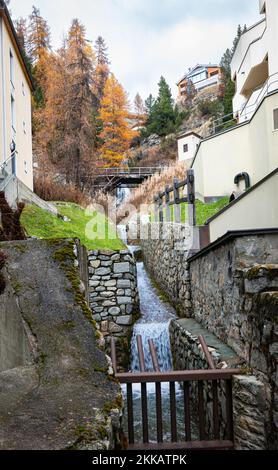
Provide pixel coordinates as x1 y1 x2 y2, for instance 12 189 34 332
21 203 125 251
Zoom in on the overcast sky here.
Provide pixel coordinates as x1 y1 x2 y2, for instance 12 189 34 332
10 0 260 103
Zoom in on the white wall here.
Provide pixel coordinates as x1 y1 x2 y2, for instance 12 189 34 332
178 134 200 163
192 92 278 200
0 16 33 190
232 0 278 115
208 169 278 242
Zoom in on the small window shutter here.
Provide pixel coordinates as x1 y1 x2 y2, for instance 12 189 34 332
274 109 278 130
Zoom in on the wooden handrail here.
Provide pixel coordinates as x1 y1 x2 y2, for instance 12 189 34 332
198 335 216 370
116 369 241 384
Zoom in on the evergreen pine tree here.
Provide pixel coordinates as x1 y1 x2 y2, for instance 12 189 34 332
94 36 110 106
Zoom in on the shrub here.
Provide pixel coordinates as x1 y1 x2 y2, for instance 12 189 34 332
34 176 90 207
198 99 223 118
0 192 26 241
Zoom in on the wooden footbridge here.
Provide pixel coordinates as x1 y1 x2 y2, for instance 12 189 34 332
92 167 164 192
111 336 241 450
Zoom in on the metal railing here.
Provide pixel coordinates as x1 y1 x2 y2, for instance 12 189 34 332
208 72 278 138
111 336 241 450
153 169 196 226
0 151 17 189
94 167 164 177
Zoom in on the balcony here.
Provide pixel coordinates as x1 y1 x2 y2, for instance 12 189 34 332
194 75 220 91
231 19 266 78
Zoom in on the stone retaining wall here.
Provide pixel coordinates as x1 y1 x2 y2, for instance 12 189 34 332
170 319 268 449
88 249 139 367
141 226 278 449
0 239 124 450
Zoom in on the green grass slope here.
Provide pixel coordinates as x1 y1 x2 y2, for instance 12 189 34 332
21 203 125 251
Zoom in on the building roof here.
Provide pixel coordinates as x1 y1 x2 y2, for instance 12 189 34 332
0 1 34 90
177 63 220 85
177 131 202 140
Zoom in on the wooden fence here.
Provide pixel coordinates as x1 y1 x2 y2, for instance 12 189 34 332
153 169 196 225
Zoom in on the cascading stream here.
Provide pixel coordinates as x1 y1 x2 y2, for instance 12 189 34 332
121 252 187 443
130 260 176 372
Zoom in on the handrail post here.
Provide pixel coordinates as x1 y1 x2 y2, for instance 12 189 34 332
165 185 171 222
187 169 196 227
154 196 159 222
110 337 117 373
173 177 180 223
158 194 163 223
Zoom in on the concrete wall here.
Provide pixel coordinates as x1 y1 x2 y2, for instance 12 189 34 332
0 239 124 450
192 92 278 200
0 15 33 190
208 169 278 242
0 283 32 372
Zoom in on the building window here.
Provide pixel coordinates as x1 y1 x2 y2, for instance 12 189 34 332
274 109 278 130
183 144 188 153
10 50 14 87
11 95 16 131
210 70 219 77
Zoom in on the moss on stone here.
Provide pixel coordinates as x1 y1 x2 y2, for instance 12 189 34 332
103 393 123 414
247 264 278 281
11 280 22 295
52 241 97 330
97 426 109 440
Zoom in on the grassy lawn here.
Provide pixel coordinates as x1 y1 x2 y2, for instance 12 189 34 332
152 197 229 225
21 203 126 251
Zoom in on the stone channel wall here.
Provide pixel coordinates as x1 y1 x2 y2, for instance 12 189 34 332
88 249 139 366
189 233 278 449
141 223 194 317
170 319 268 450
141 225 278 449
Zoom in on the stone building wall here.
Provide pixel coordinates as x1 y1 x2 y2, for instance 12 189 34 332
170 319 268 450
88 249 139 366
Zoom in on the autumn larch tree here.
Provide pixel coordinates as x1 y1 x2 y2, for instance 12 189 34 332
62 19 97 188
27 6 51 108
134 93 146 129
94 36 110 106
99 74 136 167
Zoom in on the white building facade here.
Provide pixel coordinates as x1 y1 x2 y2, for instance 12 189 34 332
177 132 201 164
0 1 33 191
231 0 278 123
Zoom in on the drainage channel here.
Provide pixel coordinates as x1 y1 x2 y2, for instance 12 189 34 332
121 251 194 443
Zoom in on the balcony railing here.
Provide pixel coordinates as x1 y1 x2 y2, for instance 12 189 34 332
206 72 278 138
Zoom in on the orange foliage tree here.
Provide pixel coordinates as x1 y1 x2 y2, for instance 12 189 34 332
99 74 137 167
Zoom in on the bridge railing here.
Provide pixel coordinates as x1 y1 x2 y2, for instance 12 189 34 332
95 166 164 177
153 169 196 225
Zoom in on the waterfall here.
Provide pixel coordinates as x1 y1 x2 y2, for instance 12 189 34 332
130 260 176 373
131 322 172 372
